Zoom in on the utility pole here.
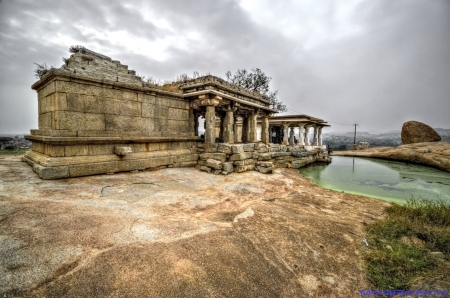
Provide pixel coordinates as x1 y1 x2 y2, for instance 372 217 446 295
353 124 357 145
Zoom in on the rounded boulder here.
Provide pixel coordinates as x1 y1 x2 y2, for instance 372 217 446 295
401 121 441 144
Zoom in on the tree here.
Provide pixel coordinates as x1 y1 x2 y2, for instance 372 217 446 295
225 68 287 112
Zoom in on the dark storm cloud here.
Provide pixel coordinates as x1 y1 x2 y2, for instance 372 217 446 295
0 0 449 134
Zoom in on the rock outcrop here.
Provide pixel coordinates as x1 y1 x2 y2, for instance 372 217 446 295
401 121 441 144
333 141 450 173
0 155 388 297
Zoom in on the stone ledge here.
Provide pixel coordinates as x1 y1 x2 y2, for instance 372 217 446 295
25 135 201 145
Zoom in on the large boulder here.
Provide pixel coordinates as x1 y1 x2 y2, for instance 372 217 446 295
401 121 441 144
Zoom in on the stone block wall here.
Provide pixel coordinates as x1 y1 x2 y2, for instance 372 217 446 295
196 143 331 175
34 78 193 138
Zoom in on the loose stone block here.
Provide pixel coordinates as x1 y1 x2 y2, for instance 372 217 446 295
33 164 69 179
257 166 273 174
258 153 272 161
177 161 198 168
231 145 244 154
254 143 266 150
200 166 212 173
199 153 226 162
272 152 291 158
291 151 308 158
222 161 234 173
217 143 232 154
115 146 132 156
234 164 255 173
213 169 222 175
207 159 222 170
229 152 253 161
233 159 255 166
257 161 273 167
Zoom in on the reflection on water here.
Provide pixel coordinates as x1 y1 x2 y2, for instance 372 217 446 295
298 156 450 204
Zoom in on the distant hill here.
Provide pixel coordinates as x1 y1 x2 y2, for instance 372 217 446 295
322 128 450 151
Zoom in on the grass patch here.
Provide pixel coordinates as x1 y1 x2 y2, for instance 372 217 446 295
364 198 450 289
0 149 30 156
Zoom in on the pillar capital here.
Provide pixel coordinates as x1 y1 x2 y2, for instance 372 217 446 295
190 94 225 109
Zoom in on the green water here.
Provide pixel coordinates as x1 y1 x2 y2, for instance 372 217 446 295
299 156 450 204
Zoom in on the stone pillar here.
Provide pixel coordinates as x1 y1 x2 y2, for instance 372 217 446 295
304 125 310 145
205 105 216 144
193 112 199 136
313 125 318 146
242 116 249 142
282 124 289 145
289 127 295 146
249 113 257 142
261 116 269 144
223 110 234 143
318 126 323 146
233 116 240 143
218 115 224 139
298 123 305 146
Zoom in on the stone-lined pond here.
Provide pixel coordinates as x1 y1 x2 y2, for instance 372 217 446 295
299 156 450 204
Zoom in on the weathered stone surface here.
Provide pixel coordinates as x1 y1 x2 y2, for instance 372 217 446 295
254 143 266 150
233 159 255 166
401 121 441 144
252 152 260 159
213 169 222 175
200 166 212 172
291 152 309 158
272 152 291 157
257 166 273 174
256 161 273 167
217 143 232 154
199 153 227 162
332 141 450 173
222 162 234 173
32 163 69 179
2 160 390 297
258 153 272 161
242 143 255 152
231 145 244 154
115 146 132 156
234 164 255 173
207 159 222 170
229 152 253 161
68 161 118 177
258 147 268 153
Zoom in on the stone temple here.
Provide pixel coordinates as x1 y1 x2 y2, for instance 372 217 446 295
24 47 331 179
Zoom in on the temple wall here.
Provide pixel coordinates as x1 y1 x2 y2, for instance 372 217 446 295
33 78 192 138
25 75 201 179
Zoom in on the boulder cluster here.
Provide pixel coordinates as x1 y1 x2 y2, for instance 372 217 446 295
196 143 330 175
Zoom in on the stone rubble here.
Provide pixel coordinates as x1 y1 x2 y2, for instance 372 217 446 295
196 142 330 175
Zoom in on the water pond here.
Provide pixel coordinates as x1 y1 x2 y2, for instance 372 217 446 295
298 156 450 204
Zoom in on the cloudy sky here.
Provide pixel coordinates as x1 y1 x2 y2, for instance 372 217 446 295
0 0 449 134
